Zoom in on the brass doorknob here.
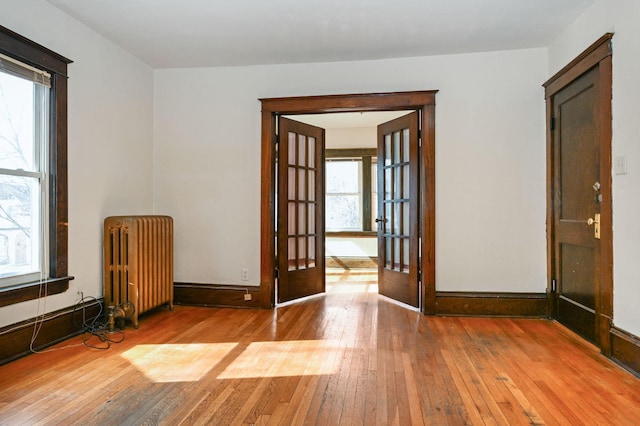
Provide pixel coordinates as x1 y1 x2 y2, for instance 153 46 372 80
587 214 601 239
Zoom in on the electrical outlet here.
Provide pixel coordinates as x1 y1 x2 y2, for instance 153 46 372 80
242 268 249 281
244 293 252 301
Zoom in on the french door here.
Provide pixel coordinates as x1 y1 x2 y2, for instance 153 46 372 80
376 112 420 307
276 117 325 303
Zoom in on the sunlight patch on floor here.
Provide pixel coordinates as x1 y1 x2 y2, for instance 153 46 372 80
217 340 341 379
326 268 378 294
121 343 237 383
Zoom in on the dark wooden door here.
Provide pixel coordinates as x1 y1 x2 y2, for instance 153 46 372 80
552 67 602 343
277 117 325 303
376 112 419 307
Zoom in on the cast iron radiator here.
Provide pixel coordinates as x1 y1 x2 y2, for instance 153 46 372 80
103 215 174 328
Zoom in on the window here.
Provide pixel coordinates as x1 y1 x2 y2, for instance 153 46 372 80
0 57 50 287
326 160 361 231
325 149 376 233
0 25 72 306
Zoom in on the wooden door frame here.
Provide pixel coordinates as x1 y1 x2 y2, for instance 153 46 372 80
543 33 613 354
259 91 437 313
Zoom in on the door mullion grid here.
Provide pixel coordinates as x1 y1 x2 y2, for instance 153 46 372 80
303 133 309 269
400 129 406 273
390 157 395 272
295 132 301 270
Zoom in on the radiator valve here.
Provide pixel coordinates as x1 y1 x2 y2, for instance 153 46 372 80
107 306 116 332
107 302 135 331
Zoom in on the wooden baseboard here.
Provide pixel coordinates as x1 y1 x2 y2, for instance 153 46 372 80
610 326 640 377
0 298 102 365
435 292 548 317
174 282 262 309
175 284 548 316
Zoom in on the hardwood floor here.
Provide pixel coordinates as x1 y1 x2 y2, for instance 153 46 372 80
0 270 638 425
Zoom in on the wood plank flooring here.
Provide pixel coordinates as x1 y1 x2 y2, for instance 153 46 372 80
0 269 638 425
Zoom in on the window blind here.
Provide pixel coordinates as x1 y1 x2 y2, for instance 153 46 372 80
0 51 51 87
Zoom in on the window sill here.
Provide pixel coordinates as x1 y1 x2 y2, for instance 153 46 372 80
326 231 377 238
0 276 74 308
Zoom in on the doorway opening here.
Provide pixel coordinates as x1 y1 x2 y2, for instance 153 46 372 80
289 111 410 295
260 91 437 313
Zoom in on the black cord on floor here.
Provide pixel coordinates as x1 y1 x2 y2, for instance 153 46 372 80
71 294 127 350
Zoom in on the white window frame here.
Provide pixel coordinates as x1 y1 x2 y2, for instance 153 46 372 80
0 54 50 289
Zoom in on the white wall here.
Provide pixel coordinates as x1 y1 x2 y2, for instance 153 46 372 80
0 0 154 327
154 48 548 292
548 0 640 337
325 127 376 149
326 237 377 258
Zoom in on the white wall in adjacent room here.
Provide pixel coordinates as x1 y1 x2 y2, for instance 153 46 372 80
325 127 376 149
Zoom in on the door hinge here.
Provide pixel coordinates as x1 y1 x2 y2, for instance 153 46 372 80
550 278 556 293
550 116 556 131
274 267 279 279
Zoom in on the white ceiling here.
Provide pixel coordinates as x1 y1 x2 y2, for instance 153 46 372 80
288 111 412 129
46 0 594 69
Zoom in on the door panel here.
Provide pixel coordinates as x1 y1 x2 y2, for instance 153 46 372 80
560 244 595 309
277 117 325 303
376 112 419 307
553 68 599 343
